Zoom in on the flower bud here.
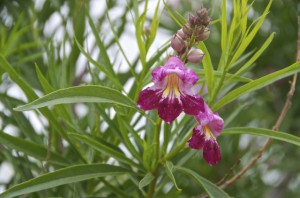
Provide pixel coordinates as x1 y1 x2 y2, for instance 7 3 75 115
182 24 193 36
188 14 197 27
187 49 204 63
196 7 208 19
202 17 211 26
177 29 188 40
195 27 210 41
171 35 186 53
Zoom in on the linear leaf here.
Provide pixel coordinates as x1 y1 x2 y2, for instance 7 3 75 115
229 0 273 66
69 133 139 168
139 173 154 190
174 166 230 198
165 161 181 191
0 164 128 198
198 42 214 99
212 62 300 111
135 12 147 68
0 131 69 166
74 38 123 89
221 0 227 53
232 32 275 77
14 85 138 111
222 127 300 146
86 7 116 77
163 0 184 27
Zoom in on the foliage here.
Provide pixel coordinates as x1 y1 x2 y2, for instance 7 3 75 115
0 0 299 197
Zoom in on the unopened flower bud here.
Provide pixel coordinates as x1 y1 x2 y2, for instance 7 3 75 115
188 14 197 27
182 24 193 36
202 17 211 26
187 49 204 63
196 27 210 41
177 29 188 40
171 35 186 53
196 7 208 19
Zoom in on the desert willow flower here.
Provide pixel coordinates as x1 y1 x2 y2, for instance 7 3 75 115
188 103 224 165
137 56 204 124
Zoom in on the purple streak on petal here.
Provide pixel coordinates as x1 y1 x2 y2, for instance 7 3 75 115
158 97 182 124
164 56 186 70
180 68 199 85
137 88 162 110
181 94 204 115
188 126 205 149
203 139 221 166
152 66 167 83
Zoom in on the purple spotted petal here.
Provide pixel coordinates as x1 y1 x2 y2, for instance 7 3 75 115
188 126 205 149
203 139 221 166
181 94 204 115
137 88 162 110
157 98 182 124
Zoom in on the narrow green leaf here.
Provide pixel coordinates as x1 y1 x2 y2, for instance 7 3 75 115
146 0 161 50
86 7 116 77
198 42 214 98
69 133 140 168
0 164 128 198
106 11 136 79
196 69 252 83
163 0 184 27
221 0 227 53
0 55 37 101
14 85 138 111
174 166 230 198
35 64 54 93
212 62 300 111
139 173 154 190
222 127 300 146
135 13 147 68
0 56 85 162
0 131 70 166
229 0 273 66
165 161 181 191
74 38 123 89
232 32 275 76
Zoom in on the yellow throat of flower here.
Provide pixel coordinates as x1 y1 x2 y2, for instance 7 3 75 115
163 74 181 99
204 125 215 140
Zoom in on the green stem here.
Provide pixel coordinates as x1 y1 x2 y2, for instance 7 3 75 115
146 167 160 198
209 67 227 105
164 131 192 161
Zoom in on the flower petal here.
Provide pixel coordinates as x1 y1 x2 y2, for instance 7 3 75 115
137 88 162 110
164 56 186 70
180 68 199 85
181 94 204 115
203 139 221 166
208 113 224 138
152 66 167 84
158 97 182 124
188 126 205 149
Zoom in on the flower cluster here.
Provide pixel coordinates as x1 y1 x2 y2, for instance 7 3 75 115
171 7 210 63
137 7 223 165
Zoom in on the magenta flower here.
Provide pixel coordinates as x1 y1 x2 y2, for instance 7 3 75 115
188 103 224 165
137 56 204 124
